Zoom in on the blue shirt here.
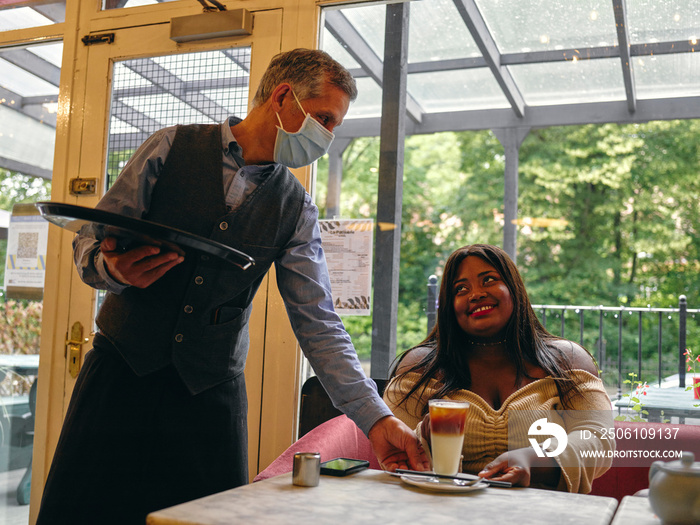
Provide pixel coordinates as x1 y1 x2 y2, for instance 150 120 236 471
73 117 391 434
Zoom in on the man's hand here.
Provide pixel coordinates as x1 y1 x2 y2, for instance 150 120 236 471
100 237 184 288
367 415 430 472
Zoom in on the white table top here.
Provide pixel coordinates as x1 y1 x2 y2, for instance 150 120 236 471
147 469 618 525
609 496 660 525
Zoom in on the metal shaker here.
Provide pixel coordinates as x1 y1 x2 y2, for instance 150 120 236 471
292 452 321 487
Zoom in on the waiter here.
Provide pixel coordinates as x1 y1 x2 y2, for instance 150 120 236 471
36 48 428 525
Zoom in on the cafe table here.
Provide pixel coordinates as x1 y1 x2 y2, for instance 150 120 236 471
609 496 660 525
613 386 700 423
147 469 618 525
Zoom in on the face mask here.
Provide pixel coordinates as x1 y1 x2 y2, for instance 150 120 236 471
273 90 335 168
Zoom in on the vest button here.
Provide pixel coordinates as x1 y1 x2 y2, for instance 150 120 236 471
195 276 204 285
174 334 184 343
219 221 228 231
184 305 193 314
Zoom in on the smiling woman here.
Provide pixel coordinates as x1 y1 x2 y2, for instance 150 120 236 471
452 255 515 341
383 244 615 494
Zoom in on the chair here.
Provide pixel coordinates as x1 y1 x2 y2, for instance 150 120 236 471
298 376 387 437
254 414 380 481
255 376 388 481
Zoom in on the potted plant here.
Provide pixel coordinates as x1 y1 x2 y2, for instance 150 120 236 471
684 348 700 400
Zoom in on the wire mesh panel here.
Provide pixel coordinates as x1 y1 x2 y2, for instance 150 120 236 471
105 46 251 189
95 46 251 313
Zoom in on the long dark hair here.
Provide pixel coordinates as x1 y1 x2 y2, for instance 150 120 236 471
392 244 584 411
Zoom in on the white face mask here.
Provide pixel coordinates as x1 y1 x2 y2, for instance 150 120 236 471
273 90 335 168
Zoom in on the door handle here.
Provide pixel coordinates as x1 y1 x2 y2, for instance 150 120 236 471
66 322 89 378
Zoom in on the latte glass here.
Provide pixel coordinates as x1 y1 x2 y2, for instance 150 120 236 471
428 399 469 476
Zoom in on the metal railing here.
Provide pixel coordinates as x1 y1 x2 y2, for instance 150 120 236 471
425 278 699 399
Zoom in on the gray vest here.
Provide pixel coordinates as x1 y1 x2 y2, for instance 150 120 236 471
96 124 306 394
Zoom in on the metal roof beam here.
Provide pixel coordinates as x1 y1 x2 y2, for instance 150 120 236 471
0 155 52 180
452 0 525 118
0 48 61 86
324 9 424 124
32 3 66 23
222 49 250 73
347 39 699 80
612 0 636 113
112 75 249 100
110 100 163 137
0 85 56 127
335 96 700 138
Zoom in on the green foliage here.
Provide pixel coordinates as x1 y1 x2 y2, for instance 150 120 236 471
0 299 41 396
614 372 651 422
317 119 700 385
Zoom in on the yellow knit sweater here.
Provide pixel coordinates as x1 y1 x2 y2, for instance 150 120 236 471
383 369 614 494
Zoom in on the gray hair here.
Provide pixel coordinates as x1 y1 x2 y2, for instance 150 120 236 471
252 48 357 107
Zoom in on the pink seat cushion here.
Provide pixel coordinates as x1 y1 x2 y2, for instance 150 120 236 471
254 415 380 482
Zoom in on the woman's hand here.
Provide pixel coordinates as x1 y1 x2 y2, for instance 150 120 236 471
477 448 560 488
100 237 184 288
420 413 431 447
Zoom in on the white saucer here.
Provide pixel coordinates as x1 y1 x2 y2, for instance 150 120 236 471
399 475 488 493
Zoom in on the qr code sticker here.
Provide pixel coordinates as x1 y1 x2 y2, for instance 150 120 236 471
17 232 39 259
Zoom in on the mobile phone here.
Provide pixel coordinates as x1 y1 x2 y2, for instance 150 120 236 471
319 457 370 476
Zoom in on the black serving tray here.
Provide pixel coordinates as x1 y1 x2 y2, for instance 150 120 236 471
35 202 255 270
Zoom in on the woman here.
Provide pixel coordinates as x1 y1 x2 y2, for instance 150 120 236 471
384 244 613 493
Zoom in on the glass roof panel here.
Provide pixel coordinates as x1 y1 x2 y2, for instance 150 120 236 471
409 0 480 62
476 0 617 53
119 93 211 127
112 62 152 90
634 53 700 99
153 51 249 81
626 0 700 44
0 104 55 172
508 58 626 105
200 87 249 116
27 43 64 67
321 27 361 70
407 69 510 112
102 0 177 9
0 6 52 30
109 116 140 135
345 77 382 119
0 2 65 29
341 3 386 61
0 57 58 96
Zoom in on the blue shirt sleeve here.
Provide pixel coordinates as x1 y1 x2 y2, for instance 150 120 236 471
274 194 392 435
72 126 177 293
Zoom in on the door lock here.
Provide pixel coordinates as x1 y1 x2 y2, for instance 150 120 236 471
66 322 89 378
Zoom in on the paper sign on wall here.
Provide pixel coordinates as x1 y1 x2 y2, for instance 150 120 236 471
4 203 49 300
319 219 373 316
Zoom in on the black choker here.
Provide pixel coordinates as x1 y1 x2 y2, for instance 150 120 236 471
469 339 506 346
